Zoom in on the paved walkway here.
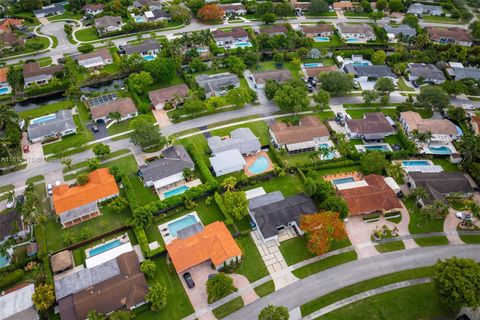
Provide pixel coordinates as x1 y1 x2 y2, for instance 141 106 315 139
302 278 432 319
444 209 465 245
229 274 259 305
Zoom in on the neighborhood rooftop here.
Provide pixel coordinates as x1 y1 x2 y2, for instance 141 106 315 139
148 84 189 106
207 127 261 155
252 69 293 85
426 27 473 43
212 27 248 39
270 116 329 145
383 24 416 37
196 73 240 94
27 109 75 142
408 172 473 204
344 64 396 78
346 112 395 137
400 111 458 136
123 39 161 54
337 23 375 37
89 97 138 120
408 63 446 81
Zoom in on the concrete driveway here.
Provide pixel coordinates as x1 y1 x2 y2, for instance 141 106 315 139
444 209 464 244
87 122 108 140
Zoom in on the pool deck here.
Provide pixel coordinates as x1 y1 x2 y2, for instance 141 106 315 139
85 233 130 259
421 143 457 155
157 211 202 245
157 179 202 200
323 171 363 183
243 151 274 177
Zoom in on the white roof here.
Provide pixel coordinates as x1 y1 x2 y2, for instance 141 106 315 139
449 62 464 68
0 283 37 320
384 177 400 192
79 56 104 68
335 180 369 190
209 149 246 172
245 187 266 200
145 11 154 18
85 241 133 269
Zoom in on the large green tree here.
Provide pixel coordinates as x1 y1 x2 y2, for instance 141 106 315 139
374 77 395 96
206 273 236 303
145 283 167 311
32 283 55 311
415 86 450 110
129 116 166 149
273 80 310 113
258 305 289 320
128 71 153 94
360 151 387 175
223 191 249 220
143 57 177 83
319 71 354 96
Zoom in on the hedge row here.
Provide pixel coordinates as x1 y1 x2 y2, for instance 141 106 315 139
395 122 417 155
297 159 359 171
297 168 307 183
268 145 284 168
214 192 233 225
0 269 24 290
121 173 138 211
185 143 216 183
134 226 164 258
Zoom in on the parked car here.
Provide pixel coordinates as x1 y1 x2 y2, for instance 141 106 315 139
47 183 53 195
461 104 475 110
411 80 419 88
306 83 313 92
6 197 16 209
183 272 195 288
353 81 360 89
91 125 99 133
456 211 473 221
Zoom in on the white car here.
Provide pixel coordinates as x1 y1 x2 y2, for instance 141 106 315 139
6 197 16 209
47 183 53 195
456 211 473 221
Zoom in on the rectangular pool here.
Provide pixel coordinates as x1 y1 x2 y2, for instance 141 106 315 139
346 38 360 43
332 177 355 185
143 55 155 61
364 145 390 152
304 62 323 68
164 185 189 198
314 36 330 42
30 113 56 125
88 239 122 257
402 160 431 166
167 214 199 237
234 41 252 48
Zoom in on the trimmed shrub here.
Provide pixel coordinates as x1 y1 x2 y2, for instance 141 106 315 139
268 145 284 168
214 192 234 225
0 269 24 289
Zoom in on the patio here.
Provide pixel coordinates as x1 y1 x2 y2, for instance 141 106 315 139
157 179 202 200
323 171 363 183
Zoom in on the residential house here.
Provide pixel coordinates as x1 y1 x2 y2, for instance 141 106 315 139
212 28 249 49
407 172 473 205
447 65 480 80
27 110 76 143
333 1 354 10
407 3 443 16
299 24 334 38
133 0 163 10
148 84 189 110
195 73 240 98
0 18 23 33
89 97 138 123
345 112 396 140
56 252 148 320
294 2 311 13
383 24 416 40
269 116 330 153
33 3 66 18
95 16 123 35
470 115 480 135
23 62 64 87
426 27 473 46
208 127 261 155
407 63 446 84
210 149 247 176
166 221 242 272
303 65 338 80
219 3 247 15
82 3 105 16
74 48 113 69
336 174 403 215
399 111 459 139
0 67 12 95
0 32 25 50
138 145 194 190
52 168 120 228
0 209 29 243
144 8 171 22
259 25 288 37
0 283 38 320
336 23 376 41
249 192 317 243
251 69 293 89
344 64 397 83
123 39 161 58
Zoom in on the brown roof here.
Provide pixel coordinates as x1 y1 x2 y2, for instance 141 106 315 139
346 112 395 135
0 18 23 32
426 27 473 43
219 3 246 11
75 47 112 62
0 32 24 46
300 24 334 35
59 252 148 320
51 250 73 273
148 84 189 106
260 25 288 35
270 116 330 145
252 69 293 85
23 62 64 79
305 65 338 78
471 115 480 134
83 3 105 11
212 27 248 39
0 67 8 82
90 97 138 120
400 111 457 135
333 1 353 8
338 174 402 215
294 3 310 9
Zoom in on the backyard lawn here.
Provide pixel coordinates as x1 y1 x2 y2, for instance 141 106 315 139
312 35 343 48
74 27 100 42
431 158 459 172
256 61 302 80
246 173 304 197
18 100 75 120
235 234 269 282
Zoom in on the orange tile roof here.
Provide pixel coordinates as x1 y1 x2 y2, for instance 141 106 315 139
333 1 353 9
0 67 8 82
53 168 119 214
0 18 23 32
166 221 242 273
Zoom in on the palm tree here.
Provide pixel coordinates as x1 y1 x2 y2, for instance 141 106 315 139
308 150 320 163
319 146 333 160
458 133 480 167
61 157 73 171
304 178 317 196
386 163 404 181
468 202 480 219
221 176 237 191
409 186 430 204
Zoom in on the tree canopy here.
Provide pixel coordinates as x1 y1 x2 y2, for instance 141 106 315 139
300 212 347 255
319 71 354 96
258 305 290 320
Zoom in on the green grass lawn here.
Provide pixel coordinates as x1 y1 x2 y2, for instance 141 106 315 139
292 251 358 279
48 12 84 21
247 173 304 197
212 297 244 319
431 158 460 172
318 283 457 320
254 280 275 297
383 135 401 145
301 266 444 317
18 100 75 120
74 27 100 41
135 256 194 320
405 198 449 246
210 120 270 145
106 119 133 136
374 240 405 253
422 15 459 23
397 77 414 92
234 235 269 282
35 183 51 216
257 61 302 80
459 235 480 244
345 11 369 17
127 174 158 207
312 35 343 48
346 108 398 119
43 115 94 155
62 149 131 173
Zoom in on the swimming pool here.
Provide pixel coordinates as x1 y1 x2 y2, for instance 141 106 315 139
88 239 122 257
30 113 56 125
428 146 452 155
332 177 355 185
197 48 208 53
164 185 189 198
314 36 330 42
402 160 431 166
0 87 9 95
248 156 270 175
135 16 146 23
143 55 155 61
234 41 252 48
0 254 9 268
346 38 360 43
352 62 370 66
364 145 390 152
304 62 323 68
319 143 334 160
167 214 199 237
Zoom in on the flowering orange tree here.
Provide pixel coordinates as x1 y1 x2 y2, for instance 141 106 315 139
197 4 225 21
299 211 347 255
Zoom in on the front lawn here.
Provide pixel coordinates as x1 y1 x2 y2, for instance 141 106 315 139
254 280 275 297
47 12 84 21
210 120 270 145
234 234 269 282
43 115 94 155
281 237 353 266
346 108 398 120
397 77 414 92
212 296 244 319
422 15 459 23
74 27 100 42
405 198 449 246
374 240 405 253
106 119 133 136
292 251 358 279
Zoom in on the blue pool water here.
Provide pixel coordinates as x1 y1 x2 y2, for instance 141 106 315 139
332 177 355 185
197 48 208 53
428 146 452 155
352 62 370 66
304 62 323 68
89 239 122 257
234 41 252 48
313 36 330 42
135 16 146 23
143 55 155 61
164 185 189 198
402 160 431 166
168 214 199 237
456 125 463 136
0 87 9 95
364 145 390 152
319 143 334 160
0 254 9 268
248 156 270 175
31 113 56 125
346 38 360 43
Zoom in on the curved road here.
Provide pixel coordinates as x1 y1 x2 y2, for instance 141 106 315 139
225 245 480 320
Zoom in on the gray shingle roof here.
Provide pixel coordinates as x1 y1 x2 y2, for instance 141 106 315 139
123 39 160 54
138 145 194 183
27 110 76 141
452 67 480 80
33 3 65 15
248 191 284 210
345 65 396 78
409 172 473 204
383 24 416 37
94 15 122 29
251 193 317 239
195 73 240 93
208 127 261 155
408 63 446 81
59 202 99 225
407 3 442 15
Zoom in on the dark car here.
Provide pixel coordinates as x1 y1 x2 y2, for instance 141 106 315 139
411 80 419 88
183 272 195 288
306 83 313 92
91 125 99 132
